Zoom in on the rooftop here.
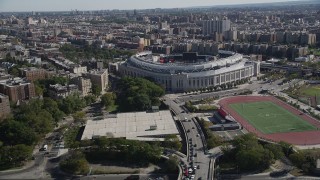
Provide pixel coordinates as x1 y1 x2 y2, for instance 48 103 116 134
81 110 179 141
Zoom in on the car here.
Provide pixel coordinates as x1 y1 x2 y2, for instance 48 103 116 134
181 111 185 113
192 127 195 129
197 165 200 169
194 144 197 147
194 153 197 157
196 134 200 137
187 129 190 133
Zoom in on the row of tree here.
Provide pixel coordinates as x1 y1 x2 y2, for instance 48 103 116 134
60 136 180 175
85 137 163 165
197 118 223 149
185 78 250 94
59 44 135 63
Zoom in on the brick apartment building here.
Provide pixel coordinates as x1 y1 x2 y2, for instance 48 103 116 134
19 67 53 81
0 93 11 119
0 78 36 103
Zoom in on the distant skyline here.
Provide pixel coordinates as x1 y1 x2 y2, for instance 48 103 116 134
0 0 307 12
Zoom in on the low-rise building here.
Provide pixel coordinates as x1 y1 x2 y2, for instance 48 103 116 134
71 77 92 96
70 64 87 75
48 84 79 99
108 62 119 74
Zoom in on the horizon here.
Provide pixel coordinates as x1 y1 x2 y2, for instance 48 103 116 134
0 0 311 12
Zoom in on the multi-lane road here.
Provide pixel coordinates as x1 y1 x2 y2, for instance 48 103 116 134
164 95 211 180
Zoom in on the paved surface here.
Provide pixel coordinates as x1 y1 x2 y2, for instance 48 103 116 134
177 89 250 102
0 116 74 179
81 174 176 180
0 155 47 179
164 95 211 180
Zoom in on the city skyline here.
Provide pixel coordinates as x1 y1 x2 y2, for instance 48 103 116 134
0 0 307 12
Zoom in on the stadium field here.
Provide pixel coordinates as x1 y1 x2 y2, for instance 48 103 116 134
229 101 317 134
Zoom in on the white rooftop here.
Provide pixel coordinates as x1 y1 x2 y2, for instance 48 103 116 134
81 110 179 141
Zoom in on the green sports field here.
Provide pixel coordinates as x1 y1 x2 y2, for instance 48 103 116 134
229 101 317 134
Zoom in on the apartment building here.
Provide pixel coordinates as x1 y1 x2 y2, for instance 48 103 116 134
0 93 11 119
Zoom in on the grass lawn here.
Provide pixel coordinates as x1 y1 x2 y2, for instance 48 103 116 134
229 101 317 134
106 104 118 112
300 85 320 97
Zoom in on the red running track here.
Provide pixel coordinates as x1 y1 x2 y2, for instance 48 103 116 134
219 96 320 145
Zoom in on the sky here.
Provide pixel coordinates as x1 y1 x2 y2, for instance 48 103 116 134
0 0 301 12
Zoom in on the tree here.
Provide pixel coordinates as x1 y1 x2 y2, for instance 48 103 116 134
34 83 44 96
60 151 89 175
133 94 151 111
92 84 101 96
264 143 284 159
0 120 37 146
43 98 65 123
207 134 223 149
8 67 19 76
0 144 32 169
231 134 276 171
165 155 179 173
72 111 86 124
84 95 96 105
117 77 165 112
101 92 116 108
93 137 110 148
58 94 86 114
289 151 305 168
279 141 292 156
164 135 182 151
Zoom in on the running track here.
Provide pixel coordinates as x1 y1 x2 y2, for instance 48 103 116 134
219 96 320 145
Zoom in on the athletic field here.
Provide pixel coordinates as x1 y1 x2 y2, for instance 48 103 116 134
229 101 317 134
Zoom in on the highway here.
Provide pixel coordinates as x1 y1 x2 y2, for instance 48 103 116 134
80 174 177 180
164 95 211 180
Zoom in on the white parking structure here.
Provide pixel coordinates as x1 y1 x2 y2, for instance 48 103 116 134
81 110 179 141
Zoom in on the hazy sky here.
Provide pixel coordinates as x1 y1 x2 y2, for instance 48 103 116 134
0 0 298 12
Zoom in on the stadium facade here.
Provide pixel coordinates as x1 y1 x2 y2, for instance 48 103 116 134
118 51 260 92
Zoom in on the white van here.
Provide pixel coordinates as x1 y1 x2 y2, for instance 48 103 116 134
43 144 48 151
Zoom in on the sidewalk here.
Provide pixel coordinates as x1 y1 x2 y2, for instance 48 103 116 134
0 160 35 174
